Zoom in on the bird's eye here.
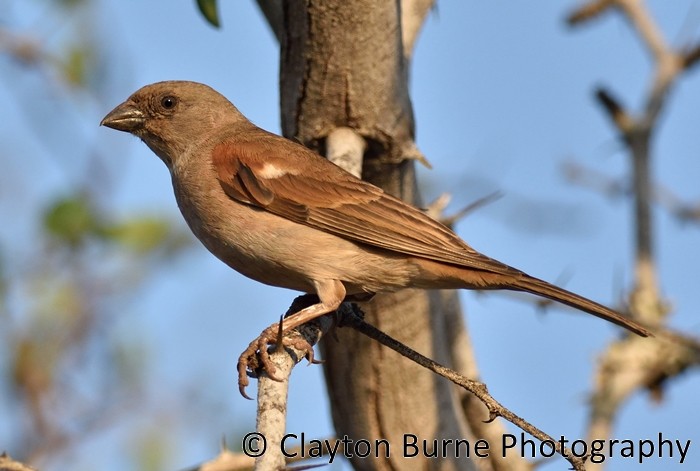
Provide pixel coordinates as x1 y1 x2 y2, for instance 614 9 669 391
160 95 177 110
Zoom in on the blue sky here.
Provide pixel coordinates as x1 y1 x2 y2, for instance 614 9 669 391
2 1 699 470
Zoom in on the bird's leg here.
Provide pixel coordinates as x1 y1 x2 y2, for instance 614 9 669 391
237 281 345 398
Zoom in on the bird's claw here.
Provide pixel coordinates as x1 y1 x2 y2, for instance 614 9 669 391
237 323 317 399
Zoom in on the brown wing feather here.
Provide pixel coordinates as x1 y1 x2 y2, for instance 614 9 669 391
211 133 522 277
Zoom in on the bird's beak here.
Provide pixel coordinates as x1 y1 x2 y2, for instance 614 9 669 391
100 101 145 133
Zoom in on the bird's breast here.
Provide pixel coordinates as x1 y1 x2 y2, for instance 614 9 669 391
171 176 312 290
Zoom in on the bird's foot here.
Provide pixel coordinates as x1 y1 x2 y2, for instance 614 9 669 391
237 322 317 399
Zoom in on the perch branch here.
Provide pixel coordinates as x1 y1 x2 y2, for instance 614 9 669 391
339 310 588 471
252 296 337 470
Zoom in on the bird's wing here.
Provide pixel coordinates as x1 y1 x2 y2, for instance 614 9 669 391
212 135 519 276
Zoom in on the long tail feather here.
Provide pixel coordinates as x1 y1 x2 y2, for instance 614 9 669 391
512 275 651 337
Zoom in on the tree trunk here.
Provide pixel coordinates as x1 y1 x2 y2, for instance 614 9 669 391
276 1 476 470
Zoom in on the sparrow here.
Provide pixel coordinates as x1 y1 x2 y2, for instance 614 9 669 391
101 81 650 389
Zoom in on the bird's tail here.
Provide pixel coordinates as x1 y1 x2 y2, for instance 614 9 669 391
511 275 651 337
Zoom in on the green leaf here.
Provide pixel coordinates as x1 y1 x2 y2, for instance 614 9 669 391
101 217 190 255
62 45 89 87
196 0 220 28
43 195 97 247
102 218 171 254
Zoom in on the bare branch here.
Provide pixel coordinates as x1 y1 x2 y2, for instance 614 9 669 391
615 0 670 62
187 447 254 471
430 289 531 471
0 453 37 471
562 160 629 199
326 127 366 178
588 330 700 462
564 160 700 226
249 297 338 470
441 191 502 227
566 0 614 26
184 436 346 471
594 87 634 137
567 2 698 468
400 0 435 59
655 185 700 224
340 310 588 471
425 191 502 226
402 139 432 168
255 0 284 43
681 42 700 71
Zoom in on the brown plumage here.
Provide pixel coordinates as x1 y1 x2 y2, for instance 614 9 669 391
101 80 651 339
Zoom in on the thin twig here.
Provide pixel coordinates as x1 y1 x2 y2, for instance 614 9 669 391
564 160 700 226
615 0 670 61
339 310 588 471
566 0 614 26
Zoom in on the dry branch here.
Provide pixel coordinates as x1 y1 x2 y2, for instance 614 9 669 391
567 2 698 470
0 453 37 471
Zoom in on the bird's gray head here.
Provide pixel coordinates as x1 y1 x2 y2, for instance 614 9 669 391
101 80 247 167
